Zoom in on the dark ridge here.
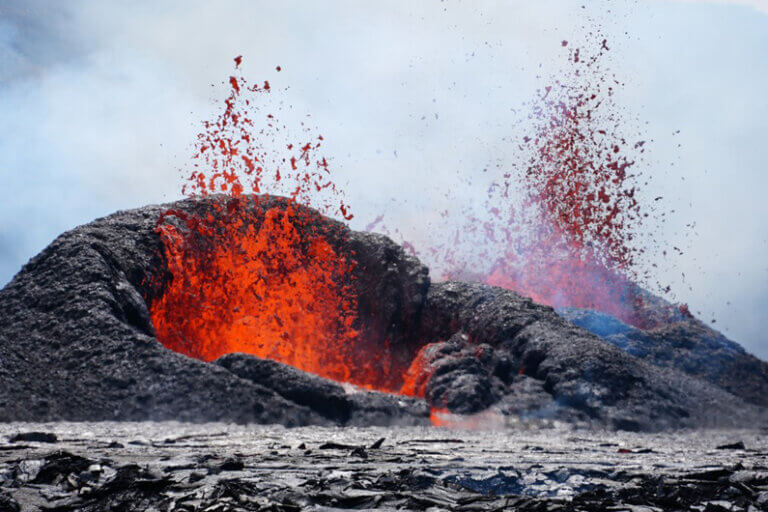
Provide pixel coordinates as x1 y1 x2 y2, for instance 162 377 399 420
0 194 765 430
559 307 768 407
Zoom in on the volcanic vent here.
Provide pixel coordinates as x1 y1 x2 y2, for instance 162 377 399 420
147 195 425 393
1 52 766 429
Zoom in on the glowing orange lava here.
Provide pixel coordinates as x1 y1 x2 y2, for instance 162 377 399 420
148 57 400 391
399 342 442 398
429 407 451 427
151 199 372 381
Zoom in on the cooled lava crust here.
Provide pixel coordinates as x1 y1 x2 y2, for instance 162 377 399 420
0 194 766 430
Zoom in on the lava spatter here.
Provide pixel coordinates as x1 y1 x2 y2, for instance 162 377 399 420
149 58 400 390
485 36 657 327
181 56 352 221
423 35 670 329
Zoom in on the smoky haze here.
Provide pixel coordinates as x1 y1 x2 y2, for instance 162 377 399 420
0 0 766 357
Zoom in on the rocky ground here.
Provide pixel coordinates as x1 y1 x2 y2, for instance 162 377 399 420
1 422 767 511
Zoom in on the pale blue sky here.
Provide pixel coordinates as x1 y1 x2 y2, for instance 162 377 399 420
1 1 766 356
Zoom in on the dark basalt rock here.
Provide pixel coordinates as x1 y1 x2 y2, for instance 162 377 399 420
0 195 429 426
215 353 429 426
8 432 58 444
0 492 19 512
0 194 765 430
2 424 767 511
215 353 354 423
414 334 507 415
559 307 768 407
417 281 767 430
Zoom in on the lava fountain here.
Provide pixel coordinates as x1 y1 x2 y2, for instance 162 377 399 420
147 58 407 392
432 36 674 329
151 201 360 381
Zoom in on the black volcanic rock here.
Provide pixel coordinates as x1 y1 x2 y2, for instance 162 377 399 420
0 195 429 426
0 194 765 430
3 423 768 512
215 353 354 423
8 432 58 443
215 353 428 426
417 281 767 430
559 307 768 407
414 334 506 415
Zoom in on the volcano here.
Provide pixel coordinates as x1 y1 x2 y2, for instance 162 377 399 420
0 194 766 431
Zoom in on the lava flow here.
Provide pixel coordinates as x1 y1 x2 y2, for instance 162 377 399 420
148 57 401 391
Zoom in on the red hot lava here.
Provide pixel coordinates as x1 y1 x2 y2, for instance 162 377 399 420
149 58 401 391
152 199 375 386
487 39 658 328
432 36 668 329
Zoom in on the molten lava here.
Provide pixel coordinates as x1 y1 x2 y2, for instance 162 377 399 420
182 56 353 221
425 35 671 329
149 57 401 391
479 38 650 326
399 342 443 398
152 200 362 379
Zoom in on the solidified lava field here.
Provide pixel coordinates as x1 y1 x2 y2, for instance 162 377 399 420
1 422 768 511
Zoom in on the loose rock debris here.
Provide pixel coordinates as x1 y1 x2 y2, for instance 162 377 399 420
1 423 767 511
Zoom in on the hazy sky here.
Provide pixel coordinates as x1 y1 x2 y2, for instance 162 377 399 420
1 1 766 356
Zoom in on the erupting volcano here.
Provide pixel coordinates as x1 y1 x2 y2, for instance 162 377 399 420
2 4 767 509
2 57 766 428
148 59 410 392
149 43 676 398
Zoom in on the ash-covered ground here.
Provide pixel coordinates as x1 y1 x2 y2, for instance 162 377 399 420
1 422 767 511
